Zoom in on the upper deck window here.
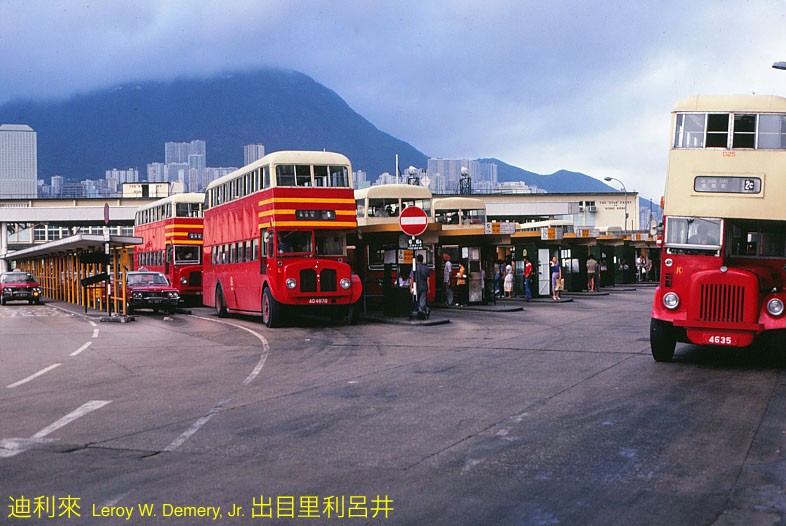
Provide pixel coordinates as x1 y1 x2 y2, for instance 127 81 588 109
706 114 729 148
758 114 786 148
674 114 706 148
674 111 786 150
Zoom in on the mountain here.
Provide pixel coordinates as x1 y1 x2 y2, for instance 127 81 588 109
0 68 619 197
0 69 428 183
481 158 615 193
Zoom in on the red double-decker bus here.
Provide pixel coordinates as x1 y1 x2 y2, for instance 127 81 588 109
202 150 362 327
651 95 786 361
134 193 204 304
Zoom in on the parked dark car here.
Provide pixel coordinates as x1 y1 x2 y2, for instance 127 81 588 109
1 271 43 305
125 271 180 314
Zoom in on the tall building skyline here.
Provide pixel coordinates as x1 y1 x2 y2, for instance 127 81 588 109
0 124 38 198
244 144 265 166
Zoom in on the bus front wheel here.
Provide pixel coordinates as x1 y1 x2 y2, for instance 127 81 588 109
344 302 360 325
262 288 281 328
215 287 228 318
650 318 676 362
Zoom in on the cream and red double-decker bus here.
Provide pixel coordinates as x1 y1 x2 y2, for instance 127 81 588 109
651 95 786 361
202 151 362 327
134 193 204 304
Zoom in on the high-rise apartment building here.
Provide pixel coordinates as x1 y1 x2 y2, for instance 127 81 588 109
0 124 37 198
165 140 206 192
244 144 265 166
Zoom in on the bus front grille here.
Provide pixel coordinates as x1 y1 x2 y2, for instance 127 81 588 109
320 269 337 292
189 271 202 287
699 283 745 323
300 269 317 292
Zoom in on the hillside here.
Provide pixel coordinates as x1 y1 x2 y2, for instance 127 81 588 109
0 67 618 197
0 69 428 182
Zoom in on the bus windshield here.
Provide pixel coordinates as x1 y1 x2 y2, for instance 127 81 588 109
665 217 722 252
277 230 313 255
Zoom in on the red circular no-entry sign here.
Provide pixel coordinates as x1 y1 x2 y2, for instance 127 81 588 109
399 206 429 237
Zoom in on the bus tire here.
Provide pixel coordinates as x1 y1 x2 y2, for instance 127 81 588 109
262 288 281 328
344 302 360 325
650 318 676 362
215 287 228 318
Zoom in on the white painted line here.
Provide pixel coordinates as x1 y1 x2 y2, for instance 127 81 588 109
1 400 112 458
6 363 62 389
400 217 428 225
31 400 112 439
92 329 100 338
70 341 92 357
88 320 97 327
191 315 270 386
0 438 56 458
164 399 229 452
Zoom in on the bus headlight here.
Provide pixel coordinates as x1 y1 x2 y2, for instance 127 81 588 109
340 278 351 290
767 298 785 316
663 292 680 310
286 278 297 289
180 277 188 285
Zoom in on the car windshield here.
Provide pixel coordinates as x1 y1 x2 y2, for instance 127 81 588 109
128 273 169 286
3 273 36 284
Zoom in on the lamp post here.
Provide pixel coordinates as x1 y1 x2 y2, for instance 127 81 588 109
604 176 628 235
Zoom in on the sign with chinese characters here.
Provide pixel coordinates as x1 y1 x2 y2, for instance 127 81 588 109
540 227 564 240
575 227 600 238
485 222 516 235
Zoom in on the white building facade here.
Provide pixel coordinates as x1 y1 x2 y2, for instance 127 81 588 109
0 124 37 198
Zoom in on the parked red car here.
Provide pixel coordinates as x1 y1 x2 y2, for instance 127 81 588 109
1 271 43 305
125 270 180 314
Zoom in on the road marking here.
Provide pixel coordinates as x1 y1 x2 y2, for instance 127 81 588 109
164 399 229 452
92 329 100 338
31 400 112 439
191 315 270 385
0 400 112 458
6 363 62 389
70 341 92 357
88 320 97 327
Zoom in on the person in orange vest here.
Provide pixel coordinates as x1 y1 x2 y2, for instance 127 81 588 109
456 261 468 305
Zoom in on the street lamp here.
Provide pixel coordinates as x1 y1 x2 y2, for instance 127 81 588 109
604 176 628 235
773 61 786 70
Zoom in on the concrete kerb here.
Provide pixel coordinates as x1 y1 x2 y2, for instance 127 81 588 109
46 300 136 323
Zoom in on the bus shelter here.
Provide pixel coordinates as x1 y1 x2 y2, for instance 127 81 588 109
5 232 142 314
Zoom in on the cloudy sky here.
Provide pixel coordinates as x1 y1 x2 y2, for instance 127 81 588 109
2 1 786 199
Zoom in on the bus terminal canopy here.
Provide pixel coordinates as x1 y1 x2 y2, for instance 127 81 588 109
7 233 142 262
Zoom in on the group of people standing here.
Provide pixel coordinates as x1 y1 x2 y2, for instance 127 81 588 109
409 250 619 316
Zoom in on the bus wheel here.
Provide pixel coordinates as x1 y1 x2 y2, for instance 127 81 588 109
215 287 228 318
344 302 360 325
650 318 676 362
262 288 281 328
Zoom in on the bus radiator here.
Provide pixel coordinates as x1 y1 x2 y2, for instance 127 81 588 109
699 283 745 323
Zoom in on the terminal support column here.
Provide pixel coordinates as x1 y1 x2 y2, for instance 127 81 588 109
0 222 8 273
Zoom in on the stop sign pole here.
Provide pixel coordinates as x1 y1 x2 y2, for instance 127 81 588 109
399 206 429 302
